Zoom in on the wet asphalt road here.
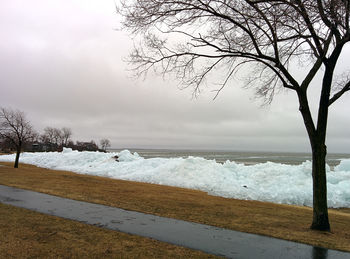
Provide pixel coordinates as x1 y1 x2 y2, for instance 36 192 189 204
0 184 349 259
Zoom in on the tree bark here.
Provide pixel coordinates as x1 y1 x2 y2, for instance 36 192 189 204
309 60 339 231
14 143 21 168
297 88 331 231
310 141 330 231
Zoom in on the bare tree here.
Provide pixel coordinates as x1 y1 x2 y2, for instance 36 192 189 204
52 128 63 147
0 107 34 168
61 127 72 147
100 138 111 151
118 0 350 231
42 127 55 145
41 127 63 150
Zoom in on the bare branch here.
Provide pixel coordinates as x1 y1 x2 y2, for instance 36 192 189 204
329 72 350 106
118 0 350 103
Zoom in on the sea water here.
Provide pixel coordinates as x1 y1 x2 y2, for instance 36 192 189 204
109 149 350 168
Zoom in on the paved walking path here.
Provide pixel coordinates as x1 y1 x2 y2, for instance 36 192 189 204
0 185 349 259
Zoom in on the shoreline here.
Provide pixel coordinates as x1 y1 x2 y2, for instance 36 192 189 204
1 149 350 208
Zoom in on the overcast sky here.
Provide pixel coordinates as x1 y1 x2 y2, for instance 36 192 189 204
1 0 349 153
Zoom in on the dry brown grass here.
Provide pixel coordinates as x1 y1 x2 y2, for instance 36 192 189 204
0 203 218 258
1 162 350 253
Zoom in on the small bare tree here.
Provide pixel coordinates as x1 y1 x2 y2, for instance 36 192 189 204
0 107 34 168
100 138 111 151
61 127 72 147
42 127 66 150
42 127 55 145
118 0 350 231
52 128 63 147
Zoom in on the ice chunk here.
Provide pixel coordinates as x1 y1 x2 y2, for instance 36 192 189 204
0 150 349 208
335 159 350 172
62 147 73 153
118 150 142 162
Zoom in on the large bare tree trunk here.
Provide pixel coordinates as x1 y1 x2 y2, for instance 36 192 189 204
310 142 330 231
298 88 331 231
309 62 338 231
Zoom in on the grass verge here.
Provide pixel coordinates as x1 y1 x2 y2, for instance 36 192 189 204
0 162 350 253
0 203 217 258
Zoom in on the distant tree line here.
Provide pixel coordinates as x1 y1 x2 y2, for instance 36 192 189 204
0 107 111 167
31 126 110 152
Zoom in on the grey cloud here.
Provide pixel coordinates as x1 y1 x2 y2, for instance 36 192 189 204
0 0 349 153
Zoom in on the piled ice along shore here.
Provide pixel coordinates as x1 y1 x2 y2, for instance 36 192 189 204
1 148 349 208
